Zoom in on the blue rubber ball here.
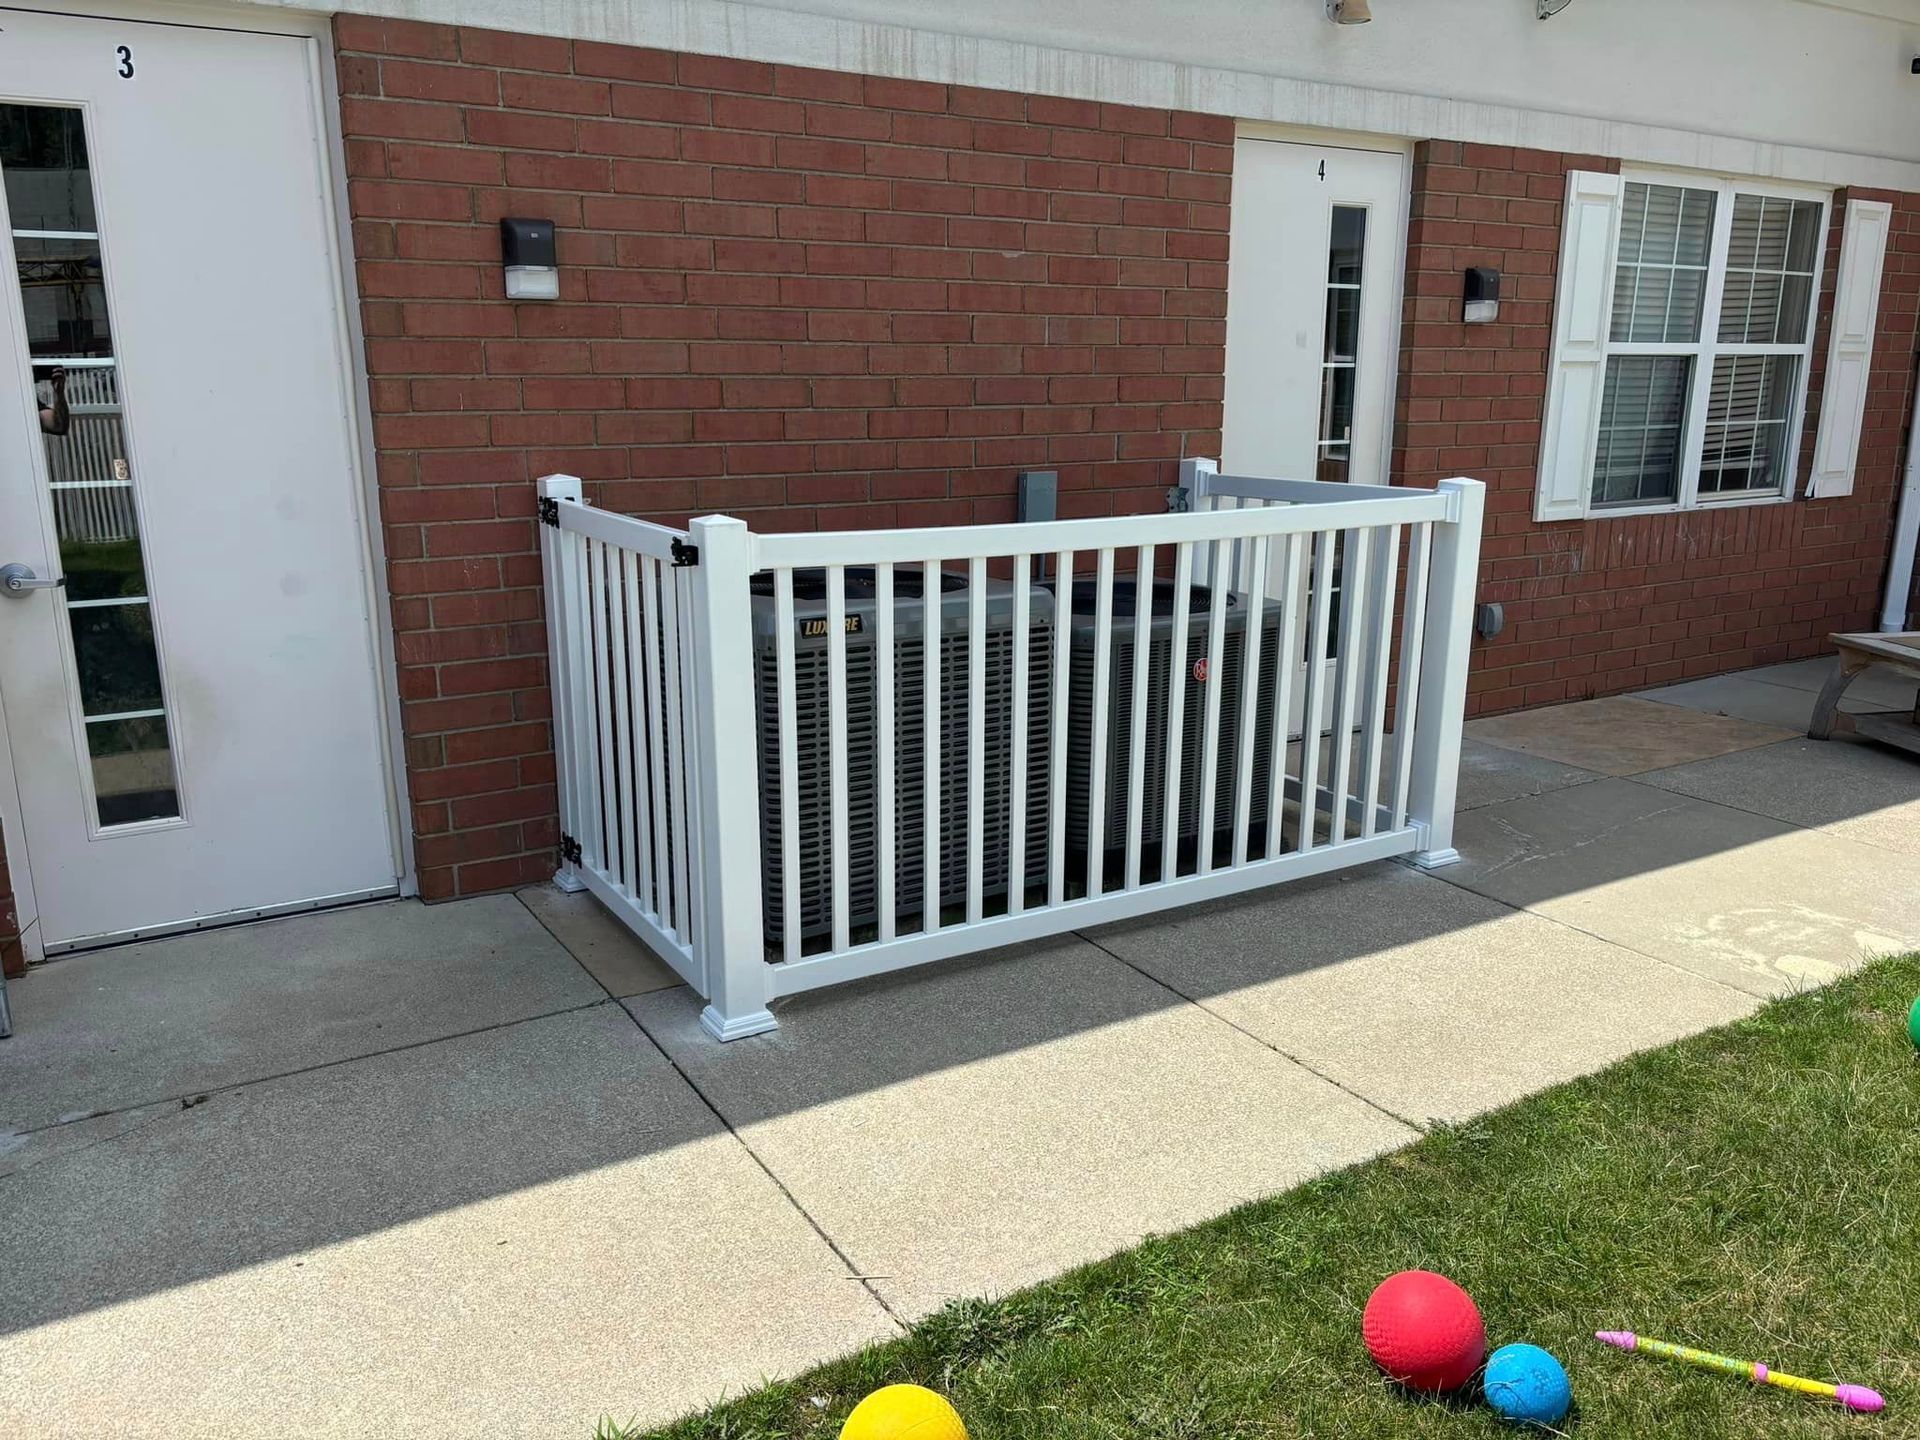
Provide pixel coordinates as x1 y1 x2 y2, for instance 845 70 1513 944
1482 1343 1571 1428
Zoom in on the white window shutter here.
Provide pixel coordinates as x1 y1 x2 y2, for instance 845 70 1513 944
1807 198 1892 499
1535 170 1625 521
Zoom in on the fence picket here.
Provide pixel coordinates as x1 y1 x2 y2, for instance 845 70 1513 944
1086 548 1115 899
1327 529 1371 847
1357 525 1401 838
1160 541 1194 885
876 562 898 942
1296 531 1337 855
1124 544 1155 891
923 559 942 936
773 568 801 964
1231 535 1269 867
1047 549 1073 908
1008 553 1031 916
827 564 852 953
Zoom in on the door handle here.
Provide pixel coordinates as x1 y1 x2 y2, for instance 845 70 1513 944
0 563 64 597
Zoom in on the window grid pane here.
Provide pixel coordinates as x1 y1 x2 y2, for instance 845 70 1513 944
1610 182 1714 344
1699 354 1797 497
1594 355 1689 507
1718 193 1822 346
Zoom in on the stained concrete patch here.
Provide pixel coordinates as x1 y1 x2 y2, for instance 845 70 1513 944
1091 864 1757 1125
1466 695 1793 777
1444 778 1920 996
628 938 1414 1320
1638 736 1920 858
1457 738 1602 812
0 896 602 1133
517 883 685 998
0 1005 895 1439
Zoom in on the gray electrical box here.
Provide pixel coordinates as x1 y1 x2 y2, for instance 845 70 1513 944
1017 470 1058 524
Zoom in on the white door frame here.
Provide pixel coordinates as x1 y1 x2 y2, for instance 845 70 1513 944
0 0 414 963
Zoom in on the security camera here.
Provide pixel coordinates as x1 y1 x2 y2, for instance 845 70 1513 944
1327 0 1373 22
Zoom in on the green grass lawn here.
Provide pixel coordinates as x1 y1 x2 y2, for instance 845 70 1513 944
623 955 1920 1440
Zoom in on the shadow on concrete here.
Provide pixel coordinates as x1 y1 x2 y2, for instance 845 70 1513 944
2 661 1917 1343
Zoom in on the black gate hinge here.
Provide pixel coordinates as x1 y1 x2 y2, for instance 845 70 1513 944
670 537 700 567
558 832 582 866
537 497 561 527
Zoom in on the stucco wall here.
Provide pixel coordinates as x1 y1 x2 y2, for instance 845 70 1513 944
239 0 1920 188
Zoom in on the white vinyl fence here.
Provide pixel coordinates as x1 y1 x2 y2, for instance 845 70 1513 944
539 462 1484 1040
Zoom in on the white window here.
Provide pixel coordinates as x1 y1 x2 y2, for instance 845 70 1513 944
1537 171 1847 521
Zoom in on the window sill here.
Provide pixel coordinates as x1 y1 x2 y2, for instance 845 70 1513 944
1581 490 1795 521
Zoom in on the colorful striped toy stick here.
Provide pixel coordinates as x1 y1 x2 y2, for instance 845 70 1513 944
1595 1331 1885 1413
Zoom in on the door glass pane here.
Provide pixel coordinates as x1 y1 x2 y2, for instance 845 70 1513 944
1317 206 1367 662
1317 205 1366 487
1699 354 1796 497
3 103 180 826
0 105 95 233
1592 355 1690 507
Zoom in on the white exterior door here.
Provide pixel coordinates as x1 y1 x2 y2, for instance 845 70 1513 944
1222 137 1408 485
1222 135 1408 734
0 12 398 952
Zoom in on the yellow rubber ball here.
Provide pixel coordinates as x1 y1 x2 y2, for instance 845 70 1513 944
839 1384 968 1440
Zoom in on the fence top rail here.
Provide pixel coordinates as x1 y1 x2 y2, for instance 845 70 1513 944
749 487 1459 570
1204 473 1410 505
550 495 690 561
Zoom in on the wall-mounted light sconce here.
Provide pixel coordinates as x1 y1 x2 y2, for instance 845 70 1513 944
1464 266 1501 324
500 217 559 301
1327 0 1373 23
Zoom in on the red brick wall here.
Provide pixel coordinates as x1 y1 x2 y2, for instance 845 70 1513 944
1395 140 1920 716
334 17 1232 900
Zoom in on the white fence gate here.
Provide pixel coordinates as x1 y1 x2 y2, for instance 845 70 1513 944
539 462 1484 1040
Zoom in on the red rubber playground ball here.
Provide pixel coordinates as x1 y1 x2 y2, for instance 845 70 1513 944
1361 1270 1487 1393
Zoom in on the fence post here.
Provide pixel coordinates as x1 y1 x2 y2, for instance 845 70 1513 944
1176 455 1218 513
1406 477 1485 869
1178 457 1219 584
538 474 588 893
687 515 775 1040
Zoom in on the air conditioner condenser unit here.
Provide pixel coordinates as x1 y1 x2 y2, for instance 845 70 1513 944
750 568 1056 949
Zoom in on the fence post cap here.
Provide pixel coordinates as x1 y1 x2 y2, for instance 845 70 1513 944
536 473 584 499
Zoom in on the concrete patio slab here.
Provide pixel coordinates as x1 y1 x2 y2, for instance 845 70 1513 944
1465 695 1793 776
1738 657 1920 710
1638 736 1920 858
1090 864 1756 1126
627 937 1414 1320
1638 673 1839 731
518 882 684 998
1443 778 1920 996
0 1004 895 1440
0 896 603 1134
1457 737 1603 812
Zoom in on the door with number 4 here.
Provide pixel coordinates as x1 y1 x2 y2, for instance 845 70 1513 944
1222 136 1408 736
0 12 399 953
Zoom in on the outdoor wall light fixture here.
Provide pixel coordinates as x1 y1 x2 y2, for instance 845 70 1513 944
500 217 559 301
1326 0 1372 23
1464 266 1501 324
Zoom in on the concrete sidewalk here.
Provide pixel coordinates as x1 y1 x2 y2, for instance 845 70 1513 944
3 659 1917 1438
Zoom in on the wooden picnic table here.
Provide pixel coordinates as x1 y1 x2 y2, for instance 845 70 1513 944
1808 631 1920 756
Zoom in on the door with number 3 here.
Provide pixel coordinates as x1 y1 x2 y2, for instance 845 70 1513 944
0 12 399 953
1222 136 1409 734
